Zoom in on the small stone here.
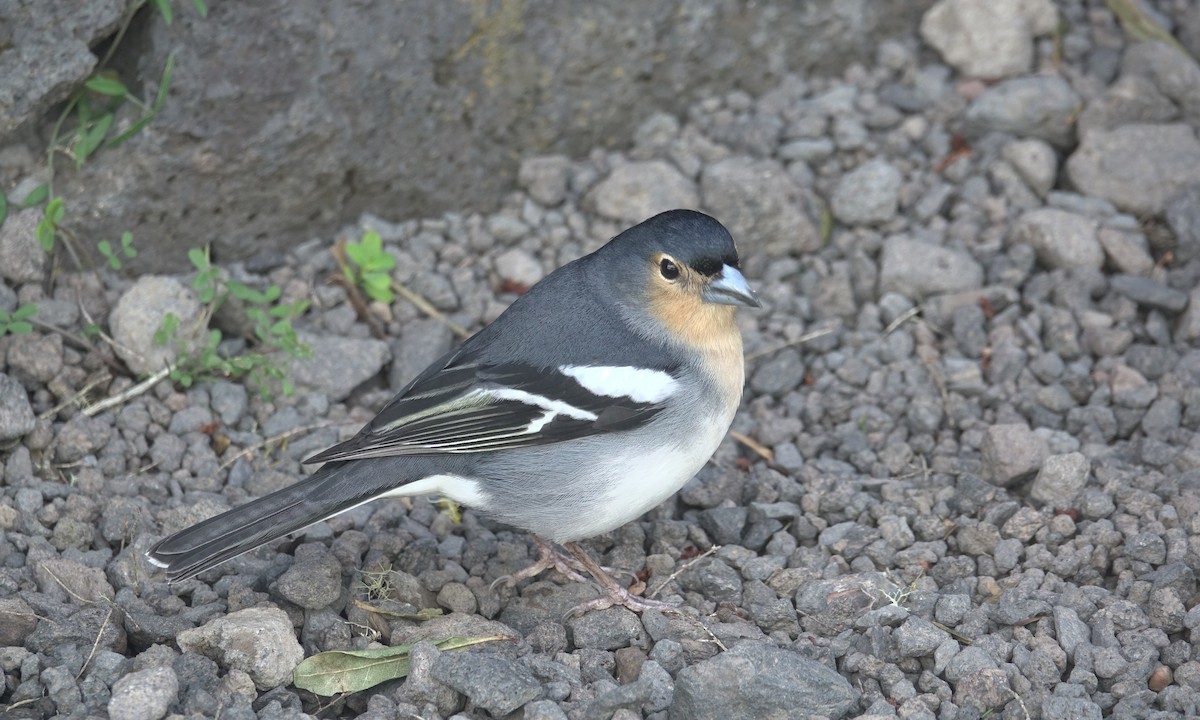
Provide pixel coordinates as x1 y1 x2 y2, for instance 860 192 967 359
1030 452 1089 506
895 617 948 657
1097 227 1155 276
586 161 699 224
1001 138 1057 196
275 544 343 609
960 74 1082 147
519 155 572 206
494 248 545 287
55 413 114 463
1125 532 1167 564
1165 185 1200 262
0 373 35 440
953 667 1011 711
6 333 62 385
830 159 903 226
486 214 530 244
879 236 984 299
1149 665 1173 692
431 652 543 716
289 331 390 401
1110 274 1189 313
177 607 304 690
0 208 48 284
107 666 178 720
1066 123 1200 215
981 423 1049 487
1014 208 1104 270
0 597 38 646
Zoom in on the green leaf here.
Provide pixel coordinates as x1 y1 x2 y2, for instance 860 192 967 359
187 247 209 270
154 313 180 346
152 53 175 112
36 219 55 252
149 0 173 24
84 75 128 98
192 0 208 17
121 231 137 257
75 113 115 167
5 321 32 335
0 191 7 226
11 305 37 321
21 184 48 208
46 197 65 224
293 636 508 696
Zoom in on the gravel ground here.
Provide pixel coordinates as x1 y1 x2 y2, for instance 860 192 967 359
4 1 1200 718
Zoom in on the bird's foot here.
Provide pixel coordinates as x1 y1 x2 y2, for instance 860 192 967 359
561 541 681 619
563 585 680 619
491 536 591 589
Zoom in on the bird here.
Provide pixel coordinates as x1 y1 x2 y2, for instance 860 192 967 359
147 209 761 615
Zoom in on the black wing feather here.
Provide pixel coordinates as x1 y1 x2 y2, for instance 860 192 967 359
304 360 672 464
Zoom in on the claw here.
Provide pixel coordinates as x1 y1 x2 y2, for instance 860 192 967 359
560 542 682 618
491 536 591 590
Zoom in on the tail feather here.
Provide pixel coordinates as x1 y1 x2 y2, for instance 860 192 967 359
147 462 380 581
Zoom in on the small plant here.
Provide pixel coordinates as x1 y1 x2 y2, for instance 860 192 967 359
36 197 65 252
155 247 311 398
0 305 37 336
344 230 396 303
97 232 137 270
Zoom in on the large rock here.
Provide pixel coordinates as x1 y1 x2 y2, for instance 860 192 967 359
1066 123 1200 215
1013 208 1104 271
671 642 859 720
878 237 984 299
176 606 304 690
109 275 204 376
701 157 820 255
920 0 1058 79
287 331 390 401
0 0 127 135
35 0 933 272
959 75 1082 147
586 161 699 223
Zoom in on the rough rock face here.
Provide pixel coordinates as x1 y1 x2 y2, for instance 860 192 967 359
3 0 931 271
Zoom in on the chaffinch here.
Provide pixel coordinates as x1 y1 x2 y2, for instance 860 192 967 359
148 209 761 614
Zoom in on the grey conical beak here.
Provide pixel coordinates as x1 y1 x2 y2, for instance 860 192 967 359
703 265 762 308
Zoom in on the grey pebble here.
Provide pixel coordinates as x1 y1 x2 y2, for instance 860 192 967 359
108 666 179 720
431 651 544 716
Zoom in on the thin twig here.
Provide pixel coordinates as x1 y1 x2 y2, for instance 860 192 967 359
77 605 115 679
38 372 112 421
76 289 146 365
744 326 835 361
329 239 387 339
883 306 920 336
729 430 774 463
217 419 359 471
41 564 101 605
82 367 170 417
648 545 721 599
391 280 471 339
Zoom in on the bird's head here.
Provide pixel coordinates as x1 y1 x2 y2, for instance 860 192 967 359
598 209 761 347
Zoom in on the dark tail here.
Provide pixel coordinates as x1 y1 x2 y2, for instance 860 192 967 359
147 460 397 581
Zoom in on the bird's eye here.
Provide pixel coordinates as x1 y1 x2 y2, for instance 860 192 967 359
659 258 680 281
